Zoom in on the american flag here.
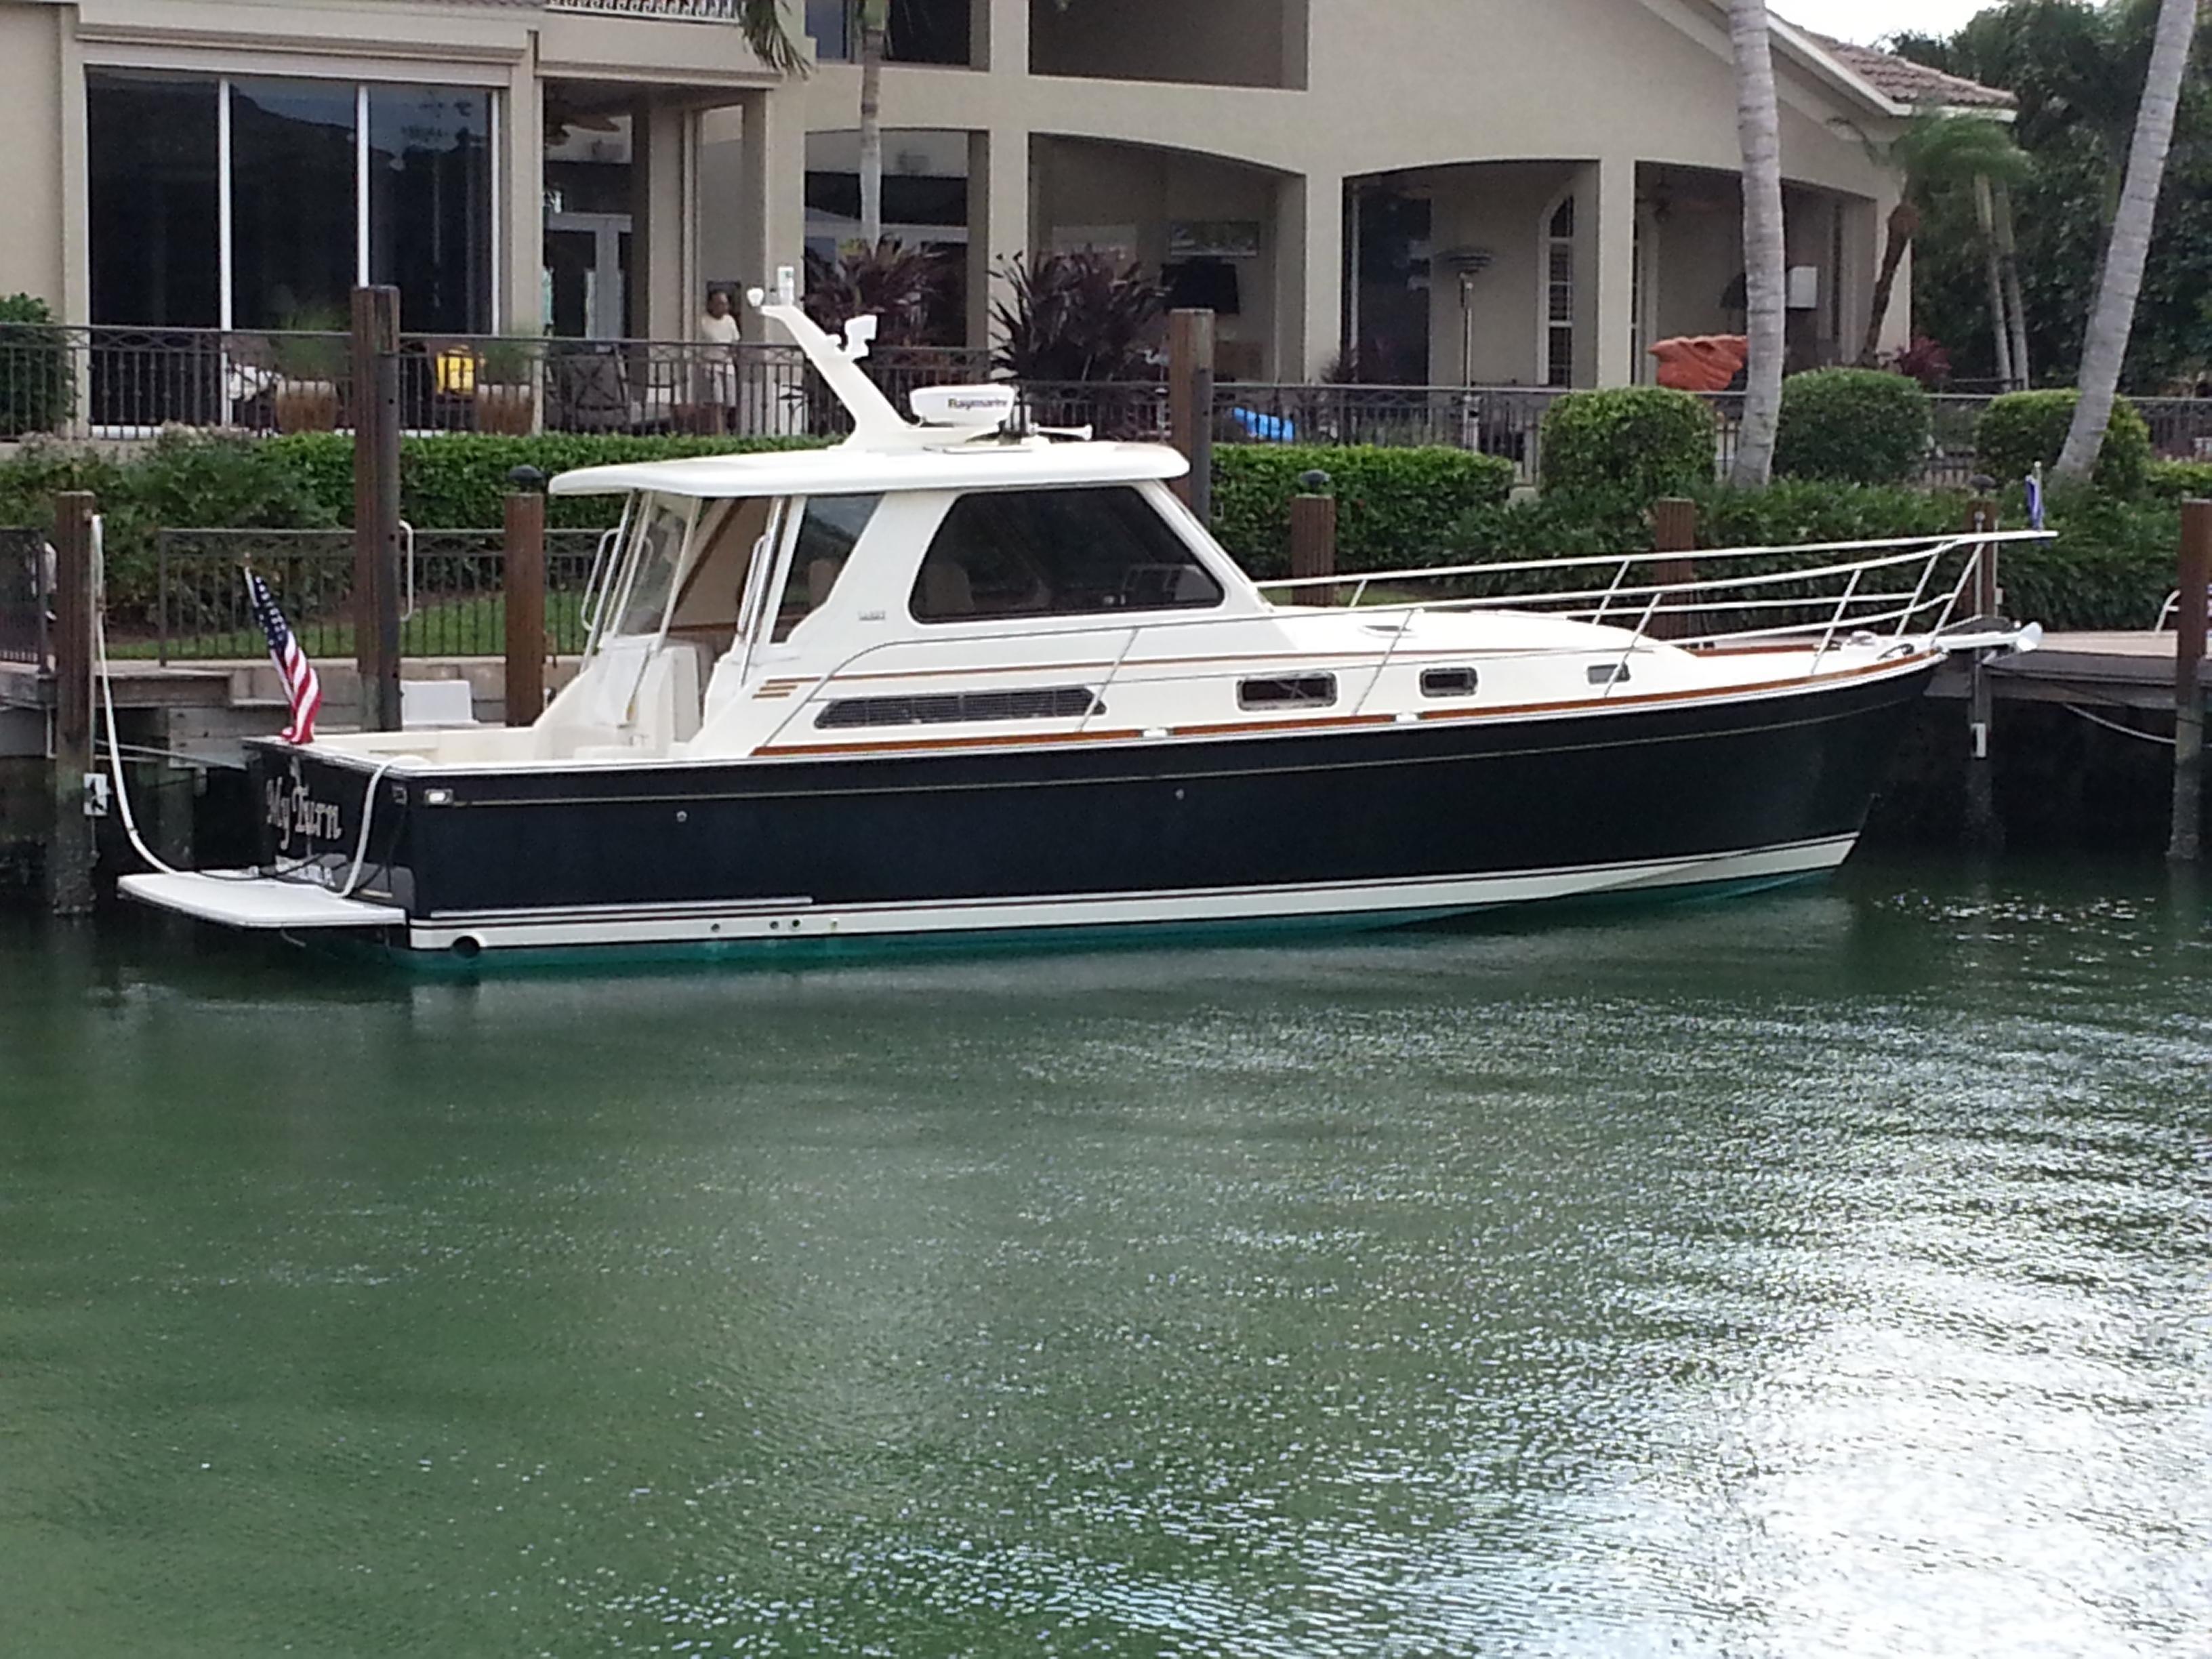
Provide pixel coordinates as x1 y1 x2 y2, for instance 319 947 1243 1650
245 568 321 745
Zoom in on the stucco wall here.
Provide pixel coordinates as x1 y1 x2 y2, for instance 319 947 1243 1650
1033 138 1281 372
1420 163 1582 386
0 4 66 308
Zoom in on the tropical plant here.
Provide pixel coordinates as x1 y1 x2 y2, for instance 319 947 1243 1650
270 303 350 384
1861 115 2032 378
802 240 955 346
477 337 539 386
733 0 806 75
0 293 74 440
989 252 1167 382
1895 1 2212 392
1727 0 1785 487
2057 0 2200 480
1888 335 1954 388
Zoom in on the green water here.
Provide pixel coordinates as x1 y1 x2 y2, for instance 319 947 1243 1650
2 859 2207 1658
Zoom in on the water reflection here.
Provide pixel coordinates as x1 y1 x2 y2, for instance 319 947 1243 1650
0 857 2205 1656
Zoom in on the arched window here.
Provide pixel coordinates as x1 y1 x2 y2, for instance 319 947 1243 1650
1541 194 1576 388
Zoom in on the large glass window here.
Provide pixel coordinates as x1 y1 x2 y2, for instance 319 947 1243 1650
230 80 359 331
84 72 494 335
370 86 493 336
87 73 220 327
1542 196 1576 389
909 488 1224 623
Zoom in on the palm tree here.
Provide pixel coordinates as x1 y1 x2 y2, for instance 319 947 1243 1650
1860 113 2030 373
2057 0 2200 480
1727 0 1785 487
853 0 890 248
733 0 806 75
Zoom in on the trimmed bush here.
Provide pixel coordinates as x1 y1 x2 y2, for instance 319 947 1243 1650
1538 387 1715 502
1692 478 1959 547
1210 445 1516 579
0 293 74 441
2147 459 2212 502
262 431 830 529
1975 390 2152 498
1772 369 1931 485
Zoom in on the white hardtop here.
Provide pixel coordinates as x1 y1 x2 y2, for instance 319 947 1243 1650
549 285 1187 501
548 440 1188 501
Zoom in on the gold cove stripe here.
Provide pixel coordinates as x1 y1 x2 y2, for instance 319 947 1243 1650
754 655 1933 760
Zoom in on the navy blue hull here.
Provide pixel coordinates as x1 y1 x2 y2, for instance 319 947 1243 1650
244 663 1932 938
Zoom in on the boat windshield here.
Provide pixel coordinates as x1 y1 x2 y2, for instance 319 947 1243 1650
607 495 693 640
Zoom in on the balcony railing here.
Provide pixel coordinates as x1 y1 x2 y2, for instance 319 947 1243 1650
0 325 988 443
5 322 2210 485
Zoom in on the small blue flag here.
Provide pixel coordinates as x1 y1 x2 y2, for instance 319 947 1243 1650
2025 464 2046 531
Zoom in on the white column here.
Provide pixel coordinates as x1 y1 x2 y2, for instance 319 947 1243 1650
632 98 695 340
736 87 806 298
1593 154 1637 387
1273 169 1340 382
504 64 544 335
967 126 1030 352
58 19 91 326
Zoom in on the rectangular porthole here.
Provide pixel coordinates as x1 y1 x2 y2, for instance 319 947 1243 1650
815 687 1101 729
1237 674 1338 710
1420 667 1479 698
1587 662 1631 687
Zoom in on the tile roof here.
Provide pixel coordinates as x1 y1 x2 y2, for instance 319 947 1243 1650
1800 32 2018 110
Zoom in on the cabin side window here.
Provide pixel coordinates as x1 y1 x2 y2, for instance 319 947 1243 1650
909 486 1225 623
773 493 882 642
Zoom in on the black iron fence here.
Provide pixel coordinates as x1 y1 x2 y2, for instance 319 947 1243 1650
0 528 47 668
7 319 2211 480
0 325 989 442
144 527 607 664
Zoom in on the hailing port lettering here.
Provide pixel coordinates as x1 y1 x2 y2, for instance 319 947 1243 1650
265 773 343 853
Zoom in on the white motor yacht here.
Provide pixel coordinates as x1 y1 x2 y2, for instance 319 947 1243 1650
124 285 2042 960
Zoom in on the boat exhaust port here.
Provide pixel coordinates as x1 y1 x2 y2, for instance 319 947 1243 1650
449 936 482 960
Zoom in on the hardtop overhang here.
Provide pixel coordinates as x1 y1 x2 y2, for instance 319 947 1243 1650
547 441 1191 501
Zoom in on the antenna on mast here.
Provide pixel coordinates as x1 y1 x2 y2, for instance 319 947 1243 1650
745 281 908 447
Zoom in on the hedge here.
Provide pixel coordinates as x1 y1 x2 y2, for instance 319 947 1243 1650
2147 459 2212 502
1538 387 1715 503
0 429 2186 633
260 431 831 529
1976 390 2152 498
1210 444 1516 578
1772 369 1931 485
0 293 74 441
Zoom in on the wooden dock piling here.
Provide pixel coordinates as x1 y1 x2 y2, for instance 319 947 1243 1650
2172 500 2209 863
1651 497 1697 640
1168 309 1215 526
351 285 404 733
1289 470 1336 599
47 493 96 916
1964 491 2003 853
504 470 547 727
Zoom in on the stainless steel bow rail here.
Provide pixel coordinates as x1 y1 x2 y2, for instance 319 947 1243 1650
754 531 2053 752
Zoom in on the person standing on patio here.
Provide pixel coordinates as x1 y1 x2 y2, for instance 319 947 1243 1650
698 287 742 432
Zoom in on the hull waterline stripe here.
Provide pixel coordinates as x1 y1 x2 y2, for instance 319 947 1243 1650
403 837 1860 952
